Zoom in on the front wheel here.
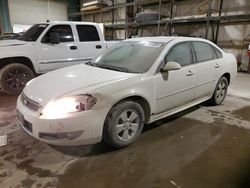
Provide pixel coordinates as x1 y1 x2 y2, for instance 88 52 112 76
209 77 228 105
0 63 35 95
103 101 145 148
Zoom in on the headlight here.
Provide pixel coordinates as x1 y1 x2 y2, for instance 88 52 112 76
41 94 97 119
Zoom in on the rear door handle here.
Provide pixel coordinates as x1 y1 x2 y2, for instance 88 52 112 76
186 70 194 76
215 64 220 68
70 46 77 50
96 45 102 49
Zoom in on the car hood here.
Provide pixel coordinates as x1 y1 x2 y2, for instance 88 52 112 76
0 39 26 47
23 64 137 106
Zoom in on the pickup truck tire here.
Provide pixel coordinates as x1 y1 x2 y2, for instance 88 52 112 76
103 101 145 148
0 63 35 95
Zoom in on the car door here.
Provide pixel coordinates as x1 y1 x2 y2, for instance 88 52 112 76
37 24 79 72
154 42 196 114
75 24 106 60
191 41 222 100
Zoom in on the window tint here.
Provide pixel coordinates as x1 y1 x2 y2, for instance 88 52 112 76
213 47 223 59
192 42 214 63
166 42 191 66
76 25 100 42
42 25 73 43
21 24 48 42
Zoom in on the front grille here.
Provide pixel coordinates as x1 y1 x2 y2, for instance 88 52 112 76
21 94 40 112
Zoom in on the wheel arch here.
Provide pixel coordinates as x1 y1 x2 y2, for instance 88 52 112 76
222 72 230 85
0 57 36 74
109 95 151 124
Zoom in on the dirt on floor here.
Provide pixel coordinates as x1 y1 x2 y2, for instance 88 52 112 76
57 115 250 188
232 106 250 122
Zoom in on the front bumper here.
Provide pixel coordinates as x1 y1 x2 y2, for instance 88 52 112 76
16 95 108 146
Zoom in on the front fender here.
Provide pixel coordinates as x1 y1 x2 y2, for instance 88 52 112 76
93 74 156 117
0 43 38 72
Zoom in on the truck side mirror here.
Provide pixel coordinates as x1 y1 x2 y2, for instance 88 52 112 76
50 32 60 44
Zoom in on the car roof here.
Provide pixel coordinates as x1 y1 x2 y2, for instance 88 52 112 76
125 36 212 44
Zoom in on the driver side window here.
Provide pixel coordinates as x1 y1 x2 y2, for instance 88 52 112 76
157 42 192 73
41 25 74 43
166 42 191 67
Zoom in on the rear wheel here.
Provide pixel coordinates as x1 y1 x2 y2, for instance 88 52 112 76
0 63 35 95
209 77 228 105
103 101 145 148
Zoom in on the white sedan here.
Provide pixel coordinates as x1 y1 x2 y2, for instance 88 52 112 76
16 37 237 148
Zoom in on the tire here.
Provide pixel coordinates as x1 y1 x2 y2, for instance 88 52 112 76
0 63 35 95
209 77 228 105
103 101 145 148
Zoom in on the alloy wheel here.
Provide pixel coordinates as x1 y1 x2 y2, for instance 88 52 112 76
115 110 140 142
215 81 226 103
3 67 30 92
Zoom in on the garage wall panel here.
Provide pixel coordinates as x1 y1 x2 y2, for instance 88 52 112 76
0 0 12 32
8 0 67 25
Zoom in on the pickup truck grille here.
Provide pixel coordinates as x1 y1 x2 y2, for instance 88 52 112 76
21 94 40 112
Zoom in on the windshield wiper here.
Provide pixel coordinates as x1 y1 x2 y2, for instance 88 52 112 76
85 61 97 67
97 64 129 73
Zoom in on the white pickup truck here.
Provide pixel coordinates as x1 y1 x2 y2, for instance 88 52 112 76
0 21 118 94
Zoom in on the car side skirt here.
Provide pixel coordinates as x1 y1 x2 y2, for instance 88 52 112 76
149 96 211 123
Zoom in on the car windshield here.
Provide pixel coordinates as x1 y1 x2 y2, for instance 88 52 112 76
19 24 48 42
90 41 166 73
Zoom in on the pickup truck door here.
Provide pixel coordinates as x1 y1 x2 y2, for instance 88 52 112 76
75 25 106 60
36 24 79 73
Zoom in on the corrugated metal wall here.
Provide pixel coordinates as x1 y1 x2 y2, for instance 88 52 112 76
8 0 67 25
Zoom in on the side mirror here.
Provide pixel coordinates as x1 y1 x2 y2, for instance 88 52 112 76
50 32 60 44
161 61 181 72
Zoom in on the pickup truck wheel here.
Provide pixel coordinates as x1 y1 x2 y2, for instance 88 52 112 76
0 64 35 95
209 77 228 105
103 101 145 148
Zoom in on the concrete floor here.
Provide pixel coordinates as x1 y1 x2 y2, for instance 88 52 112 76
0 73 250 188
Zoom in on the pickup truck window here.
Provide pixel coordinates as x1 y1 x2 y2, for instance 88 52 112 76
76 25 100 42
41 25 74 43
20 24 48 42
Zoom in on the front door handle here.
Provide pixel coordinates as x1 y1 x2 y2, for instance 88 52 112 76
70 46 77 50
96 45 102 49
186 70 194 76
215 64 220 68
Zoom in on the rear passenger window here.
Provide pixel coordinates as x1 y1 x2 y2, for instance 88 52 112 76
192 42 214 63
76 25 100 42
166 42 191 66
213 47 223 59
